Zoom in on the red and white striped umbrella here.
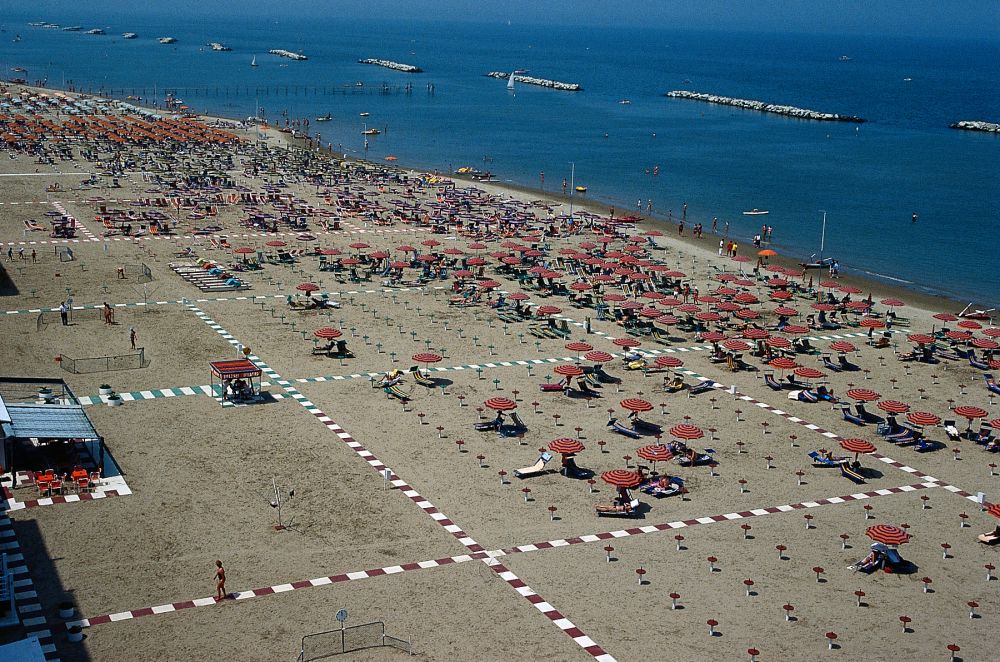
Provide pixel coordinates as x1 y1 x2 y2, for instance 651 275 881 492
620 398 653 412
584 350 614 363
846 388 881 402
907 412 941 427
484 397 517 411
669 423 704 440
601 469 644 488
876 400 910 414
549 438 585 454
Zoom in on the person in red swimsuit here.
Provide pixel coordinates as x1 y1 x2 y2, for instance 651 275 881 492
214 560 227 601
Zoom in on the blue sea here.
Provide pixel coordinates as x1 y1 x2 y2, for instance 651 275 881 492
3 11 998 304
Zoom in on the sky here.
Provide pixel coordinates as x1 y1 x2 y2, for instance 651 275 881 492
15 1 1000 39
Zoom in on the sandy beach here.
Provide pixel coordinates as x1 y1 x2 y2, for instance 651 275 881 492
0 82 997 662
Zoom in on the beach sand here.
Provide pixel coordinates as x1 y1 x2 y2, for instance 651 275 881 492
0 82 997 661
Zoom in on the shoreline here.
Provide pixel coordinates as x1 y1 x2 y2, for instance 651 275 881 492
8 81 981 320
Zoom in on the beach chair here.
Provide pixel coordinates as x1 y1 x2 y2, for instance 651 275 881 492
539 380 567 393
763 372 784 391
942 419 961 441
577 380 601 398
650 328 671 345
822 355 843 372
410 366 437 387
790 389 818 403
595 495 641 518
514 451 553 479
855 403 880 423
688 380 714 396
985 373 1000 395
640 476 685 498
675 452 712 467
838 355 860 371
809 451 847 467
500 412 529 437
840 464 866 483
607 417 643 438
664 376 686 393
383 384 410 402
841 407 866 426
977 526 1000 545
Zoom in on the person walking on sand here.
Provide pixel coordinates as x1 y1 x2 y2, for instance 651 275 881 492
59 301 68 326
6 247 12 262
31 249 37 264
214 560 227 601
129 327 137 350
103 302 114 325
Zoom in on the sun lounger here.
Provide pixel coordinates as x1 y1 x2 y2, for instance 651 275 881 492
383 384 410 402
838 355 860 371
500 411 529 437
688 380 713 396
640 476 685 498
841 407 866 426
764 373 787 390
631 417 661 433
675 452 712 467
577 381 601 398
540 380 567 393
514 451 553 478
943 419 961 441
840 464 865 483
985 373 1000 395
809 451 847 467
789 389 818 402
664 377 686 393
595 496 640 517
978 527 1000 545
607 417 643 438
410 366 437 387
822 356 843 372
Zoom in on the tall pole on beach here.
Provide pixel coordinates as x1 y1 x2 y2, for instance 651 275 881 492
569 162 575 219
818 210 827 260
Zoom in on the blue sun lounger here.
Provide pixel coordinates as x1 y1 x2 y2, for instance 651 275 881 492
809 451 847 467
607 417 643 438
985 373 1000 395
841 407 865 426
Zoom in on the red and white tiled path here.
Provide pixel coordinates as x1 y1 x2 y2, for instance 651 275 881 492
66 479 932 641
184 303 616 661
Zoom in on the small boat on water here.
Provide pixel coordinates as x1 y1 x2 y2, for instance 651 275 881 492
158 36 176 44
619 99 631 105
575 185 588 193
743 208 769 216
362 128 380 135
315 113 332 122
208 42 231 51
359 112 370 117
250 55 257 67
122 32 137 39
86 28 104 35
800 256 836 270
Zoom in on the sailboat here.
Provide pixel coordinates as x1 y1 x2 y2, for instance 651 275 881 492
250 55 257 67
507 73 515 91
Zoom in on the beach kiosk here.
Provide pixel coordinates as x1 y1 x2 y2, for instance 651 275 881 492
210 359 263 403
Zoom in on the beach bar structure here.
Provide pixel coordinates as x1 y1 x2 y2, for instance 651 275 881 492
209 359 263 402
0 377 111 478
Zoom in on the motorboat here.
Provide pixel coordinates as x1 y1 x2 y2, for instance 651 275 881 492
743 208 769 215
799 256 836 270
122 32 137 39
362 128 380 135
575 186 588 193
359 112 370 117
86 28 105 35
619 99 631 105
158 36 177 44
315 113 332 122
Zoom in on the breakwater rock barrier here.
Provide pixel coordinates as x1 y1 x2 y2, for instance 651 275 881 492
270 49 307 61
666 90 865 123
485 72 581 91
359 59 422 73
950 120 999 133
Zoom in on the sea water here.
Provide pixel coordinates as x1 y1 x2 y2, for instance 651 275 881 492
4 11 997 303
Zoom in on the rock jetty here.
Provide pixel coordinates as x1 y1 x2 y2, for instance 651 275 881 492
486 72 581 92
950 120 1000 133
666 90 865 123
269 49 307 61
359 58 422 73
